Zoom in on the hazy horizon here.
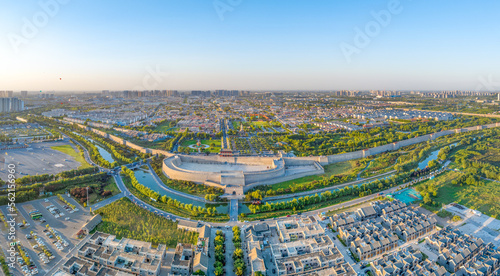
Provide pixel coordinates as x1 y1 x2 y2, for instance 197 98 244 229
2 0 500 91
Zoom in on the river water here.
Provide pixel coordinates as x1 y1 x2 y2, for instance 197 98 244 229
417 142 458 170
133 169 229 214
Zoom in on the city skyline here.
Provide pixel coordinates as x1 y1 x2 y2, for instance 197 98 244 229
2 0 500 91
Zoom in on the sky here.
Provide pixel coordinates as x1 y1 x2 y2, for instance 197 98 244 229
1 0 499 91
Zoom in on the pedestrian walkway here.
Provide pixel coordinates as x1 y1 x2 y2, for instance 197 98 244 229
90 192 125 211
230 199 239 221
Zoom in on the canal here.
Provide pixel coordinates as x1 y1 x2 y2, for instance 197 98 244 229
133 168 229 214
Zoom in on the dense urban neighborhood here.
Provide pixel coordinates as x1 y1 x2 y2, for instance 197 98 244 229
1 89 500 276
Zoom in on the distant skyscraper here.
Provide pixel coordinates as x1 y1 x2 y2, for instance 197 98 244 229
0 91 14 98
164 90 179 97
0 97 24 113
21 91 28 97
191 90 211 97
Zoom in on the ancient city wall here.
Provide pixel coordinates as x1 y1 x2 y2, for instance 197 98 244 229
243 168 325 192
288 156 329 165
162 155 288 186
243 159 286 184
322 123 500 165
162 156 221 184
283 158 319 166
74 120 498 167
326 150 364 164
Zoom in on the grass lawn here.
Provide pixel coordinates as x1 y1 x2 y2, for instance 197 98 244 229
51 144 92 169
361 153 399 177
251 121 270 127
241 194 359 221
180 139 221 153
121 173 229 222
94 197 199 247
88 177 120 205
416 171 462 211
154 121 177 132
232 120 241 130
266 159 369 192
416 169 500 218
325 160 356 175
454 180 500 218
156 171 223 197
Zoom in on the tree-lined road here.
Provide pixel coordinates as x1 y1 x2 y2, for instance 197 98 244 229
264 170 395 201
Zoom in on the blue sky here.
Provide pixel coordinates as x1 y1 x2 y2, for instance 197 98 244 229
1 0 499 91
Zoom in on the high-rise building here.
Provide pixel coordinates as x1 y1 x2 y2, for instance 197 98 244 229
0 91 14 98
21 91 28 97
164 90 179 97
0 98 24 113
191 90 211 97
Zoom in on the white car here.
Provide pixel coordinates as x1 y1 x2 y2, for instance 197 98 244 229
64 217 70 221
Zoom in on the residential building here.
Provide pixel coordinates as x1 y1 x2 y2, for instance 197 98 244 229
77 232 166 276
276 217 325 243
171 243 194 276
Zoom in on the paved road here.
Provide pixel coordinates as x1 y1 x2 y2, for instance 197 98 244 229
146 162 212 203
229 199 239 221
298 166 449 218
23 128 451 232
44 235 92 275
224 228 235 275
357 159 374 180
90 192 124 210
86 163 448 230
109 173 189 223
264 170 395 201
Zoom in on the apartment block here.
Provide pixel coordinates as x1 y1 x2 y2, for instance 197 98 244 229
62 256 135 276
274 244 346 275
427 227 486 273
370 246 449 276
171 243 194 276
276 217 325 243
77 232 166 276
380 207 437 242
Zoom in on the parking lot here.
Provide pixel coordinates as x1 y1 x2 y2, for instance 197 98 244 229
0 196 93 275
0 141 82 181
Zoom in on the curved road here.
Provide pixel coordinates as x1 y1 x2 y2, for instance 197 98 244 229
57 124 452 228
146 162 214 203
88 164 448 229
264 170 395 201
